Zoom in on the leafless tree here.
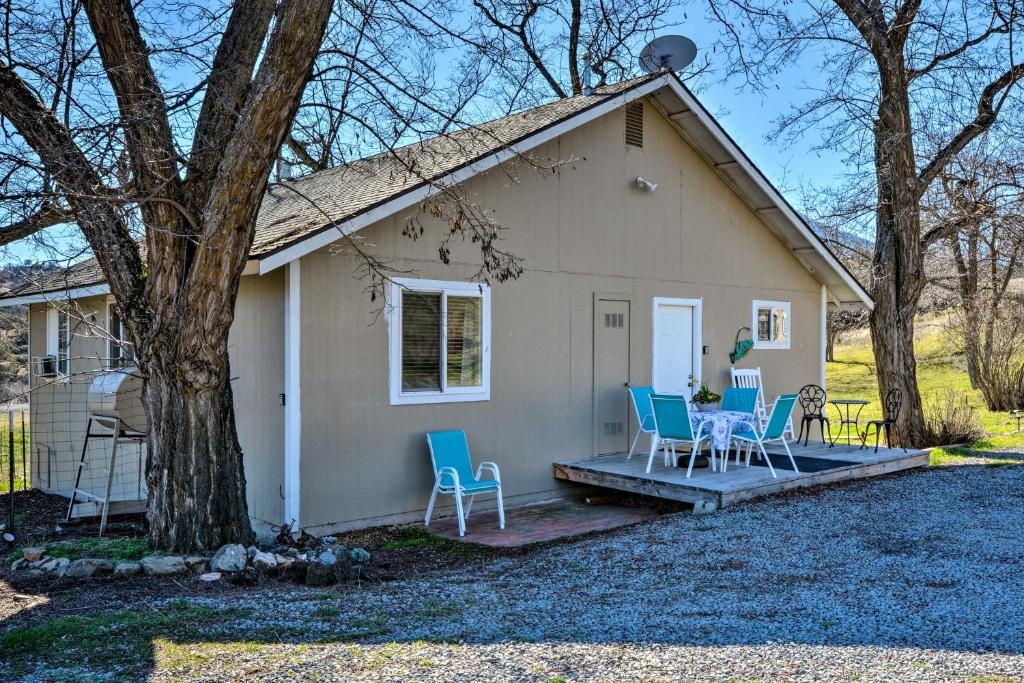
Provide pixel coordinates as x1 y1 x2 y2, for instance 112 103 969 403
926 138 1024 408
704 0 1024 444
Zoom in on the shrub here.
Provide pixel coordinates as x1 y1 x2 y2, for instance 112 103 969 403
921 389 983 446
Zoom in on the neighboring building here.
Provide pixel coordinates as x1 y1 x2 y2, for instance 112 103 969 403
0 72 870 533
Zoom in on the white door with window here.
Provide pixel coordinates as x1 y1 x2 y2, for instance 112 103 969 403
651 298 701 398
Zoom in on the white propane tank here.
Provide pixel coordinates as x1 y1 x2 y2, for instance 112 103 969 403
86 369 147 433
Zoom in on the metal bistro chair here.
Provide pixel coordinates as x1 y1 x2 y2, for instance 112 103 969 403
797 384 832 447
627 386 657 461
860 388 908 453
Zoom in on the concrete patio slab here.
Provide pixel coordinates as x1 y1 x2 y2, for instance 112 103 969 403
422 497 658 547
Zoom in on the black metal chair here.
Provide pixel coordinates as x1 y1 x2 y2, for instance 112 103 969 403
797 384 831 447
860 388 907 453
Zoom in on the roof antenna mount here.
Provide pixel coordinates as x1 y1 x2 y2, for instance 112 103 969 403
639 35 697 74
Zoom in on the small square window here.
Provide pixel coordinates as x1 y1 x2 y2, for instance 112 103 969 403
752 300 790 349
389 278 490 405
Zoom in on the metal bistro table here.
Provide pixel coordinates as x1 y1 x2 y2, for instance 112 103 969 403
829 398 870 446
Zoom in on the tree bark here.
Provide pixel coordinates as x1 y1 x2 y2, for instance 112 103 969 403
144 358 253 550
868 65 927 445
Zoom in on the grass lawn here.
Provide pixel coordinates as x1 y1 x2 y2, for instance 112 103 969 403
828 313 1021 438
0 410 30 493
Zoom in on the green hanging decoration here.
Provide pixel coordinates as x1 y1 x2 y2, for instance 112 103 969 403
730 326 754 364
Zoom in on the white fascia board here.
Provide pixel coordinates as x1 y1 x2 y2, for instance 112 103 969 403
660 78 874 310
257 77 671 275
0 284 110 308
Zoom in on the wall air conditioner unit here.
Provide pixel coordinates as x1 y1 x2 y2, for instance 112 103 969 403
32 355 57 378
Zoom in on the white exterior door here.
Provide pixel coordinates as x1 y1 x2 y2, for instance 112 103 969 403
652 298 701 398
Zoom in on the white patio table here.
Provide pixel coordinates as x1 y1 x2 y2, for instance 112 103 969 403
690 409 759 472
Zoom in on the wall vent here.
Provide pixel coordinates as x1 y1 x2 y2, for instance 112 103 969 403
625 102 644 147
603 421 624 436
604 312 624 328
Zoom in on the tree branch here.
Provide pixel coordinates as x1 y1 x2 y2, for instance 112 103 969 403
918 62 1024 190
0 202 71 246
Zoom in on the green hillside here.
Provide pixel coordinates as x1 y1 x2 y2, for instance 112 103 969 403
827 314 1020 441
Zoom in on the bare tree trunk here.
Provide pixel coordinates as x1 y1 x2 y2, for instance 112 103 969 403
868 72 927 445
144 359 253 551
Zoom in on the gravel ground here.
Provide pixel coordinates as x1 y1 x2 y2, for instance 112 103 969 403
8 459 1024 681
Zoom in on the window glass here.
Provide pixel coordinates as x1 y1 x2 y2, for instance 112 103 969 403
446 296 482 388
57 310 69 375
109 307 137 368
753 301 790 348
401 292 442 391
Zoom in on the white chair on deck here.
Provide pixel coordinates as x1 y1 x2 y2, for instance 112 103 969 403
731 367 795 439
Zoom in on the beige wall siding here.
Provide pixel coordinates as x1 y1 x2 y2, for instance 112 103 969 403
295 98 825 532
230 270 286 530
27 279 287 530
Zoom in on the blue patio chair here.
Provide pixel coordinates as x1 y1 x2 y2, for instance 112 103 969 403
425 430 504 536
729 394 800 478
721 387 759 414
627 386 657 461
648 396 710 477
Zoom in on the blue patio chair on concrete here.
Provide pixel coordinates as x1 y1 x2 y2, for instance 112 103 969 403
649 396 711 477
425 430 504 536
721 387 759 415
729 394 800 478
627 386 657 461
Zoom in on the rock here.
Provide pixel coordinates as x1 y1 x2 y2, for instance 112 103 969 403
273 553 294 570
255 531 277 549
10 558 25 571
140 555 186 576
305 560 336 586
41 557 70 577
332 555 354 582
198 572 222 582
22 547 46 561
321 536 337 544
209 544 247 573
2 532 14 543
184 556 207 573
114 562 142 576
246 545 259 560
317 550 337 567
252 551 278 572
65 558 114 578
348 547 370 565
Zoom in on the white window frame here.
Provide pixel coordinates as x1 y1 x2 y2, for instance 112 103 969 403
105 297 136 369
388 277 491 405
46 305 71 378
752 300 791 350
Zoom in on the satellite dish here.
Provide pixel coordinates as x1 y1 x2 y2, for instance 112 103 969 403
639 35 697 73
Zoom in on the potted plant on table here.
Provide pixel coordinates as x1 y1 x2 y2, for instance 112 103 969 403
691 383 721 412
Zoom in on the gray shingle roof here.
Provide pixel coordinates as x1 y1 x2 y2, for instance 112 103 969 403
2 74 658 298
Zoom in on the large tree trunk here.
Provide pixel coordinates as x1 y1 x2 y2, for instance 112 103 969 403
868 68 927 446
144 357 253 552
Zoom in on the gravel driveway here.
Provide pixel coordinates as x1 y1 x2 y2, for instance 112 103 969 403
11 459 1024 681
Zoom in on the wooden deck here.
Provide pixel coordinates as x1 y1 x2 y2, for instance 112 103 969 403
553 441 931 511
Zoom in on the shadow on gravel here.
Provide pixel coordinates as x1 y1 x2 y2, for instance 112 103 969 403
2 461 1024 680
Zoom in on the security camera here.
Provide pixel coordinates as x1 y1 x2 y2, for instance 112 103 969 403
635 176 657 192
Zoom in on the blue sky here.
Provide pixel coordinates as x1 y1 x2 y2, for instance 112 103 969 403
1 5 846 265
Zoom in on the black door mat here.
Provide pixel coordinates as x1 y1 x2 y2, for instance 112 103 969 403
745 452 862 473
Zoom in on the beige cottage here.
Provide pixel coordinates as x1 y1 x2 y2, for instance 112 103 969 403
0 72 870 533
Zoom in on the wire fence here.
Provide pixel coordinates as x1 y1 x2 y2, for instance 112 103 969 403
1 406 29 533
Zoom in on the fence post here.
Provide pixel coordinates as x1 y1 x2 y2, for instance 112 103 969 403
20 411 26 492
6 409 12 532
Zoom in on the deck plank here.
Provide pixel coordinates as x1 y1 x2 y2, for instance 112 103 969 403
553 443 930 508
